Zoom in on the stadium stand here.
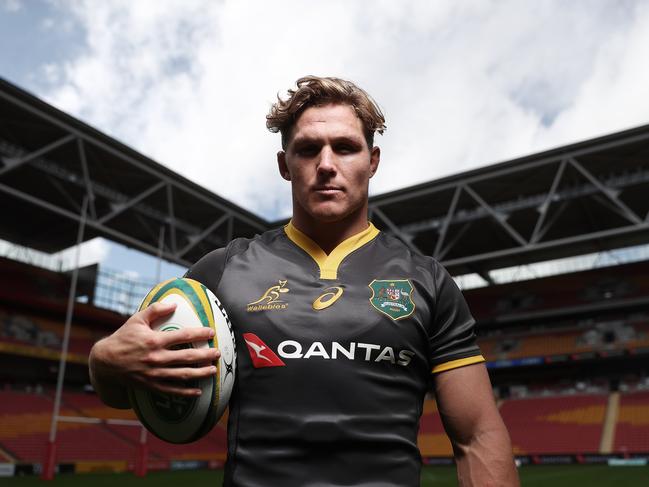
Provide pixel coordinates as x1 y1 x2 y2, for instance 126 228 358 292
477 320 649 362
0 310 98 363
0 389 228 463
499 394 608 455
418 397 453 457
465 261 649 321
0 257 233 468
79 393 230 463
614 390 649 453
2 251 648 469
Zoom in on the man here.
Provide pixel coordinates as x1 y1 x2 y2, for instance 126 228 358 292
89 76 519 486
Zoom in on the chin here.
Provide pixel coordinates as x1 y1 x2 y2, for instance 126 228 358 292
308 204 350 223
310 210 347 223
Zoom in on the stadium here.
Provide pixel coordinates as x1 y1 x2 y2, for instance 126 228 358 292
0 74 648 487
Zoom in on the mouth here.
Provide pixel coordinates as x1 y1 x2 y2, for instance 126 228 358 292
313 185 343 194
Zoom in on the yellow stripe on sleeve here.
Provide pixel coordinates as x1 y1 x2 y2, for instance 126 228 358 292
431 355 485 374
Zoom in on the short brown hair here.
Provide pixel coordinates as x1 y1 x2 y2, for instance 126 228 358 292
266 75 386 150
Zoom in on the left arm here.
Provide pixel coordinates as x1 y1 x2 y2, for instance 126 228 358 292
434 363 519 487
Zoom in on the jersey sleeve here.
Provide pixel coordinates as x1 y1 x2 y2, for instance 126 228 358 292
183 246 229 295
428 261 485 374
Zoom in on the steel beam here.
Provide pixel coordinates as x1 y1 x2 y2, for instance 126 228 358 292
371 207 422 255
0 88 267 232
176 213 230 258
1 137 232 247
399 168 649 235
437 222 471 261
530 159 566 244
0 134 75 178
369 129 649 209
442 219 649 270
77 138 96 220
0 181 193 267
45 174 83 212
98 181 165 225
434 185 462 258
591 193 640 223
474 268 495 286
535 201 569 243
78 130 266 231
166 184 177 253
227 215 234 242
463 184 527 246
568 157 641 224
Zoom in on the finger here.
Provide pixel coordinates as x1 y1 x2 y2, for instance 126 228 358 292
144 380 204 397
139 301 177 326
159 326 215 347
150 365 217 382
156 347 220 366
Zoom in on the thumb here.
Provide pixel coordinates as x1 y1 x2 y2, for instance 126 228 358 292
138 301 177 327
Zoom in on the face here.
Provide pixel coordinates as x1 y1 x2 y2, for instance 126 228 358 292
277 103 380 226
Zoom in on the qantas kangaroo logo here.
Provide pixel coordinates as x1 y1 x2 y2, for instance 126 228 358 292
243 333 286 368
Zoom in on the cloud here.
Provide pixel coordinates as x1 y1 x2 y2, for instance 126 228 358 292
536 1 649 146
38 0 649 220
1 0 21 13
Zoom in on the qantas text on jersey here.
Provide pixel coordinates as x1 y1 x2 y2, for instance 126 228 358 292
243 333 415 368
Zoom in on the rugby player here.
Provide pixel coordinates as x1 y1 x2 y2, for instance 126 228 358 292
89 76 519 486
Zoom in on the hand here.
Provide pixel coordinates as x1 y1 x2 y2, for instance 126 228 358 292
90 301 221 398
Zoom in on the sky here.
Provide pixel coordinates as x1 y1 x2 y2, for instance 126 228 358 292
2 0 649 282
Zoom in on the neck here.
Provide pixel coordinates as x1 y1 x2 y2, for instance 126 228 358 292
291 212 369 255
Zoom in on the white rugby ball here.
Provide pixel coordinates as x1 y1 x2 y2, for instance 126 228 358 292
129 277 236 444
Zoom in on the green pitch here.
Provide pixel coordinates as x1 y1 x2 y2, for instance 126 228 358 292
3 465 648 486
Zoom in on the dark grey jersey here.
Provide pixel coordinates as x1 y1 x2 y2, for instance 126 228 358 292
186 222 484 486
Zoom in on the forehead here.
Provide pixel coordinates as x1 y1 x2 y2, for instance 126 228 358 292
291 104 365 142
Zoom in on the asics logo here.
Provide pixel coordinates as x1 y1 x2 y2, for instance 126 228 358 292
312 286 344 310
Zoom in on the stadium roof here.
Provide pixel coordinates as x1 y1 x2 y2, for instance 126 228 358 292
368 124 649 277
0 77 266 267
2 77 649 274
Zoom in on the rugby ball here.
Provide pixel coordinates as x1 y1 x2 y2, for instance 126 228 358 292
129 278 236 444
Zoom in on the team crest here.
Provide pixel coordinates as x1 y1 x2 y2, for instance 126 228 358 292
368 279 415 321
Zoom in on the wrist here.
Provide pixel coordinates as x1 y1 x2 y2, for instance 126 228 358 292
88 338 130 409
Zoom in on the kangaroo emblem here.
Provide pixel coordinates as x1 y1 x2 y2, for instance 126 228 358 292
248 280 289 306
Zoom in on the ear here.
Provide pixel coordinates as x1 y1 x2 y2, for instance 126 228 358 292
369 146 380 179
277 151 291 181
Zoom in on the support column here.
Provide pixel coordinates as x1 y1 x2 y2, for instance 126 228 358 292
135 225 165 476
42 197 89 480
134 427 149 477
600 391 620 454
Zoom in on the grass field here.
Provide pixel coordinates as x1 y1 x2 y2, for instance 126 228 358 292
3 465 648 486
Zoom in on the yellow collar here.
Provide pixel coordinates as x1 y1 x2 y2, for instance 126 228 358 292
284 221 380 280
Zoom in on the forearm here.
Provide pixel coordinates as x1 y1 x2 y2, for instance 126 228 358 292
88 339 131 409
453 424 519 487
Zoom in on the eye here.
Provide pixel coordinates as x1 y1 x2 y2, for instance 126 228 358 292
296 145 319 157
335 142 361 154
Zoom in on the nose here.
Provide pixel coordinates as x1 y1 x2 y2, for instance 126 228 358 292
317 146 337 175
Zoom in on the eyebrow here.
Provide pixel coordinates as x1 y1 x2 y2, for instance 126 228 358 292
291 134 365 147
